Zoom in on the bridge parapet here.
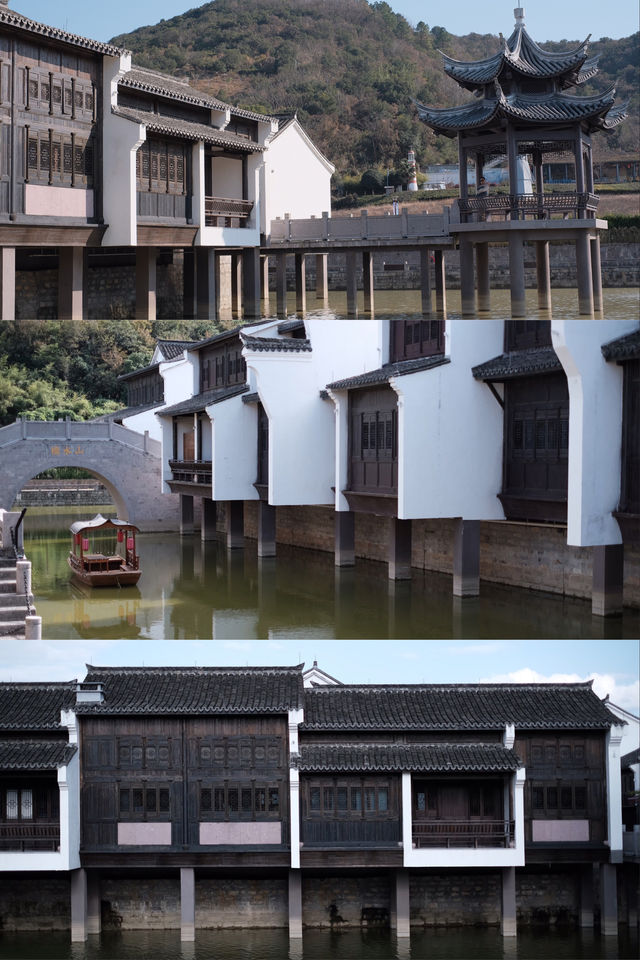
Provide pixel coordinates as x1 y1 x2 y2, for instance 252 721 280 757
0 419 161 456
269 207 450 245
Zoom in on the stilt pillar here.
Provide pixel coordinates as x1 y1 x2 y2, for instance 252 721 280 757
59 247 85 320
459 238 475 317
0 247 16 321
453 519 480 597
315 253 328 303
579 865 594 927
261 255 270 313
276 253 287 318
135 246 156 321
508 234 526 317
70 868 88 942
242 247 261 320
180 494 194 536
345 251 358 318
201 498 217 542
576 231 594 316
501 866 517 937
231 253 242 318
335 511 355 567
388 518 411 581
288 870 303 938
196 247 217 321
535 240 552 312
362 250 374 316
592 544 624 617
394 869 410 938
419 248 432 315
476 241 490 312
87 873 101 935
434 249 446 314
226 500 244 550
257 501 276 558
295 253 306 314
180 867 195 942
590 235 603 313
599 863 618 935
183 247 196 319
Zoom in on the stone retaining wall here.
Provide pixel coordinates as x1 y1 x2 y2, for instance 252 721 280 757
15 479 112 507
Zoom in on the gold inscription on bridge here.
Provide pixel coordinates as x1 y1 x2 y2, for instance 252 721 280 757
50 446 85 455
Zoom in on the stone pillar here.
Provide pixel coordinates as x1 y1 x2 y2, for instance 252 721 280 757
196 247 217 321
261 254 270 313
242 247 261 320
183 247 196 319
434 249 446 314
459 238 475 317
180 494 194 536
453 519 480 598
135 246 156 321
579 864 594 927
335 511 355 567
315 253 328 303
535 240 552 312
345 251 358 318
419 248 432 316
87 873 101 935
0 247 16 321
508 235 526 318
388 518 411 581
226 500 244 549
592 544 624 617
59 247 85 320
599 863 618 935
257 501 276 558
201 497 217 542
576 231 594 316
362 250 374 316
476 242 490 313
70 868 88 942
276 253 287 318
501 866 517 937
180 866 195 942
295 253 306 314
590 235 603 313
288 869 303 938
231 253 242 318
394 869 410 938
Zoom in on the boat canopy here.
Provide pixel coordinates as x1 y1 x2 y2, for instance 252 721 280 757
69 515 140 535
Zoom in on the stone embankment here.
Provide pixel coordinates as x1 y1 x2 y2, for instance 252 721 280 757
15 478 112 508
0 548 34 639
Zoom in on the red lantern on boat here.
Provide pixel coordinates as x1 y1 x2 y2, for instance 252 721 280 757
117 529 124 543
82 537 89 551
126 537 134 551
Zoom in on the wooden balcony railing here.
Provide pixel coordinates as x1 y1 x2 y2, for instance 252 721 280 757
205 197 253 227
458 192 599 223
413 819 515 848
0 822 60 851
169 460 212 485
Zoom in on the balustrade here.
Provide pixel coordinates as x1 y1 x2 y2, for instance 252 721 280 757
412 819 515 848
458 192 599 222
169 460 213 485
0 821 60 850
205 197 253 227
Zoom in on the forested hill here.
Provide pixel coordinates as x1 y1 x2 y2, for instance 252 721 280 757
110 0 639 175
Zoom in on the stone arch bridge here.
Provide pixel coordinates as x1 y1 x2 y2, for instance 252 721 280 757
0 420 179 531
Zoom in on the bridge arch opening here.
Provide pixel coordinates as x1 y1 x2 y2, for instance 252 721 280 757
7 462 133 526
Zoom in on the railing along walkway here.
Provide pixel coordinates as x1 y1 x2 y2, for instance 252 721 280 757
169 460 213 484
458 192 599 222
0 418 160 456
205 197 253 227
0 822 60 850
413 819 515 848
269 208 451 245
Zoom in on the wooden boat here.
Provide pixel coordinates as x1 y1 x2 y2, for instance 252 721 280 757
68 515 141 587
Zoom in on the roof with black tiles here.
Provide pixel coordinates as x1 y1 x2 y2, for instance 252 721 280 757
76 665 305 715
112 107 264 152
298 742 521 773
0 739 77 771
622 746 640 767
472 347 562 381
92 401 162 422
327 355 449 391
0 7 123 57
301 682 618 731
241 335 312 353
157 384 249 417
601 328 640 362
277 319 306 335
0 683 77 732
156 339 198 360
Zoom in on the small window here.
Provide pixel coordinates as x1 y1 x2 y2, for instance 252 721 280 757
337 787 347 812
241 788 252 813
64 87 72 109
365 788 376 813
29 79 39 100
351 787 362 812
146 790 157 813
52 85 62 105
324 787 334 812
546 786 558 810
75 90 84 110
214 788 225 813
132 789 144 814
310 787 321 812
532 787 544 810
378 788 388 813
200 788 212 812
228 788 238 813
268 788 280 813
41 82 50 102
5 789 18 820
85 92 94 112
159 789 170 813
255 788 266 813
119 789 130 814
560 787 572 810
574 786 586 810
416 791 426 812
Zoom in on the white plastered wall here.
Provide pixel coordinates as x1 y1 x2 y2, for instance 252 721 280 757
288 707 304 870
207 396 260 502
261 120 334 233
552 319 638 546
605 723 625 862
197 150 261 247
156 354 199 493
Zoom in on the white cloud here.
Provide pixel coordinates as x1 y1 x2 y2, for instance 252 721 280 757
480 667 640 717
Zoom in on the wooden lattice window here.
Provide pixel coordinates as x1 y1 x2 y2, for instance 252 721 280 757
52 85 62 105
28 79 39 101
75 90 84 111
64 86 72 110
63 143 73 175
40 82 49 102
27 138 38 170
85 92 94 112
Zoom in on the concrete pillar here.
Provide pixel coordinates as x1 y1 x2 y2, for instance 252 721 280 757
388 518 411 581
335 511 355 567
59 247 85 320
0 247 16 321
294 253 306 314
580 864 594 927
453 519 480 598
599 863 618 935
24 615 42 640
70 868 88 942
459 238 475 317
592 544 624 617
196 247 217 321
395 869 410 938
135 246 156 321
476 241 490 313
591 235 603 313
243 247 261 320
201 498 217 542
288 869 302 938
501 866 517 936
260 255 270 313
345 251 358 318
183 247 196 319
419 248 432 316
180 494 194 536
231 253 242 318
276 253 287 318
315 253 328 303
434 250 446 314
87 873 101 935
257 501 276 558
16 559 31 596
508 234 526 318
226 500 244 550
535 240 552 312
180 866 195 942
576 231 594 316
362 250 374 316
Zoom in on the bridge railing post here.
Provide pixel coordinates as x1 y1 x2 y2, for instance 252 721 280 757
285 213 291 242
65 416 72 440
108 420 114 440
360 209 368 240
401 208 409 238
322 211 329 241
144 430 149 454
443 205 450 235
20 417 27 440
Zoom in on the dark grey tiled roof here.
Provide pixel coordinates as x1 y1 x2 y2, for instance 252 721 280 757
242 392 260 404
76 665 304 715
241 335 312 353
327 355 449 391
113 107 264 152
0 8 123 57
301 682 617 731
622 747 640 767
277 319 306 335
93 401 161 422
601 328 640 362
298 742 521 773
0 739 77 771
157 339 197 360
472 348 562 381
158 384 248 417
0 683 76 732
117 363 160 382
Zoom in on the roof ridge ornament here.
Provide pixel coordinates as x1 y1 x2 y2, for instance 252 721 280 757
514 6 525 27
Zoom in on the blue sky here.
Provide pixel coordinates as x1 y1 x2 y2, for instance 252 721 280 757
12 1 638 45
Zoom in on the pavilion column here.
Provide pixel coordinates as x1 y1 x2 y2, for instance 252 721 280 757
231 253 242 318
501 866 517 937
506 126 519 219
288 870 303 938
201 497 217 542
394 869 410 938
257 501 276 558
180 867 195 942
508 234 526 317
59 247 86 320
335 511 355 567
575 231 594 316
275 252 287 317
295 253 306 314
362 250 374 316
599 863 618 935
70 868 88 942
419 248 432 315
180 494 194 536
459 238 475 317
458 137 469 214
534 148 544 217
434 250 446 313
388 518 411 581
183 247 196 319
592 544 624 617
535 240 552 312
242 247 261 320
453 519 480 597
226 500 244 549
590 235 603 313
574 127 587 218
87 873 101 935
476 241 490 312
315 253 329 303
345 251 358 318
261 254 270 313
0 247 16 321
196 247 217 321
